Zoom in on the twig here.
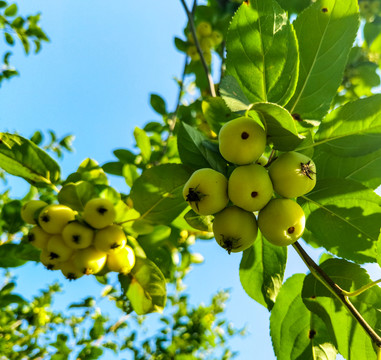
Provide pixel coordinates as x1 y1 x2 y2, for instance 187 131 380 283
179 0 216 97
292 241 381 348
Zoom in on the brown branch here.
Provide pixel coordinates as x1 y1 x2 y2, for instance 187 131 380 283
292 241 381 348
179 0 216 97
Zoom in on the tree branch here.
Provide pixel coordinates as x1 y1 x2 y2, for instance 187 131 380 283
292 241 381 348
179 0 216 97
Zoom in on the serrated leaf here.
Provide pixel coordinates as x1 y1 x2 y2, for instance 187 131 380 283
250 103 302 151
202 97 236 134
130 164 192 225
184 209 213 232
239 235 287 310
134 127 151 163
270 274 337 360
287 0 359 120
224 0 299 106
57 181 96 211
177 122 227 174
219 75 252 112
119 257 166 315
0 133 60 187
299 178 381 263
314 148 381 190
312 94 381 157
302 259 380 360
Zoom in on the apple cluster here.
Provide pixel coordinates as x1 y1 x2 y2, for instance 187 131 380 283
186 21 223 65
183 115 317 253
21 198 135 280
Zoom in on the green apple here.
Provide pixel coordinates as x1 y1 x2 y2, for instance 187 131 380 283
40 249 61 271
107 245 135 275
83 198 116 229
21 200 48 224
258 198 305 246
62 221 94 249
269 151 316 198
47 234 74 262
183 168 229 216
213 206 258 254
72 246 107 275
38 204 75 234
94 224 127 254
196 21 212 37
228 164 273 212
218 115 266 165
27 226 50 250
60 258 84 280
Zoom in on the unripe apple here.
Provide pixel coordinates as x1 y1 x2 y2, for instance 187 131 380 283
106 244 135 275
62 221 94 249
196 21 212 37
228 164 273 212
72 246 107 275
38 204 75 234
183 168 229 216
60 258 84 280
258 198 305 246
40 249 61 271
47 234 74 262
83 198 116 229
218 116 266 165
27 226 50 250
94 224 126 254
200 37 214 52
21 200 48 224
186 45 200 61
213 206 258 254
210 30 223 46
269 151 316 198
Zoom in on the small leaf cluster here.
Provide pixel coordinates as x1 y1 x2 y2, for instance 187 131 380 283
0 1 49 85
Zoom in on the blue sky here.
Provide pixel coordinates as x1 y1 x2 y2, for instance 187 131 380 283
1 1 380 359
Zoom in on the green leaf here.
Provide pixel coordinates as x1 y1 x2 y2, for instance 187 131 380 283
312 94 381 157
270 274 337 360
130 164 192 225
299 178 381 263
224 0 299 106
177 122 227 174
119 256 166 315
275 0 313 14
364 21 381 47
0 2 7 9
286 0 359 120
122 163 139 187
184 209 213 232
314 148 381 190
250 103 302 151
0 243 40 267
134 127 151 163
4 3 17 16
4 32 14 45
1 200 23 233
0 294 27 307
0 133 60 187
138 225 171 247
239 235 287 310
302 259 380 360
57 181 96 212
113 149 136 164
76 158 108 185
219 75 252 112
102 161 123 176
150 94 167 115
202 97 236 134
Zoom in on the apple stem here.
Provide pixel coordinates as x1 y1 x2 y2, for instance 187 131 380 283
179 0 216 97
292 241 381 348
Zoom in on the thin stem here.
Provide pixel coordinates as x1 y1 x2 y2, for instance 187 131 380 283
292 241 381 348
179 0 216 97
342 279 381 298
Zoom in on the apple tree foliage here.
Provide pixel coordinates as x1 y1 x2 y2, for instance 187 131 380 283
0 0 381 359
